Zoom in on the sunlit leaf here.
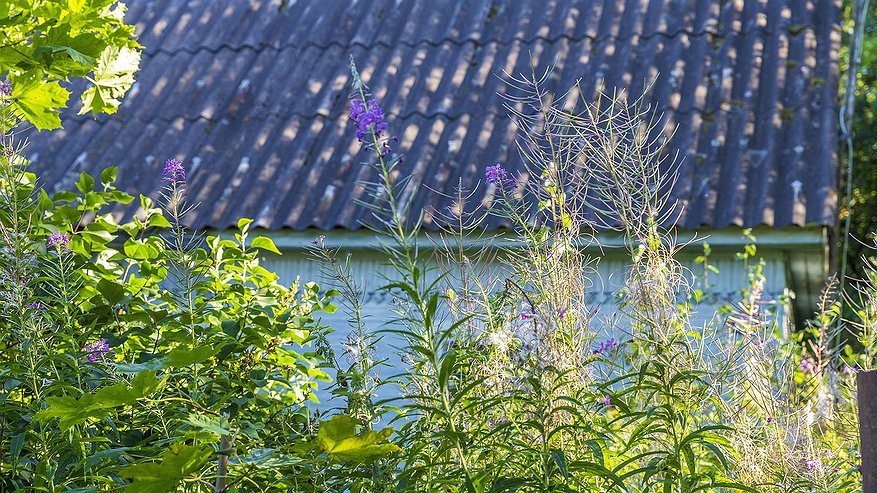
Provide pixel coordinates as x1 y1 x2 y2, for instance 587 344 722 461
251 236 281 255
79 45 140 115
12 73 70 130
315 414 401 462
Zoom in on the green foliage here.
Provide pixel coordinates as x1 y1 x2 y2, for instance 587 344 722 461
0 89 403 490
0 0 141 129
840 0 877 282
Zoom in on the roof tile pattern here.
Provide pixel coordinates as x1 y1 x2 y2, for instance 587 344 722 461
24 0 840 231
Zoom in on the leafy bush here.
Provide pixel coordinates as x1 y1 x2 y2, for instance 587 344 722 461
0 83 355 491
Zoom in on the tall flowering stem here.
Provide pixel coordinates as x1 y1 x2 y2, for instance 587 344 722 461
349 59 412 267
157 158 203 354
161 158 189 234
162 158 186 183
348 58 478 488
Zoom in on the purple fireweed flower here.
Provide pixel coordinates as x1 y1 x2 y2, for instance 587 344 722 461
843 364 857 376
47 232 70 249
26 302 44 310
800 357 817 374
766 417 774 424
556 308 566 319
85 339 115 364
593 338 618 355
349 98 388 141
0 80 11 96
349 99 366 137
520 311 534 320
485 164 514 187
162 158 186 183
803 457 821 473
603 395 615 409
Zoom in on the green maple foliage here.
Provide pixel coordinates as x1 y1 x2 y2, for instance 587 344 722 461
0 0 141 130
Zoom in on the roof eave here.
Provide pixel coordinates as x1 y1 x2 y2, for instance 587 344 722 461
221 224 829 254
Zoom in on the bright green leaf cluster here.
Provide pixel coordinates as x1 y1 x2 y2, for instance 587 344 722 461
0 1 141 129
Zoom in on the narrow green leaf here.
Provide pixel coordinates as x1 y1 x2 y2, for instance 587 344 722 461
552 448 570 481
489 478 526 493
229 448 304 469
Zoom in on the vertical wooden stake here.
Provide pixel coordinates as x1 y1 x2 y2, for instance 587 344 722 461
214 433 230 493
859 370 877 493
214 412 232 493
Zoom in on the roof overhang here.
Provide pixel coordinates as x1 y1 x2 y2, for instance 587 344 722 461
234 225 828 255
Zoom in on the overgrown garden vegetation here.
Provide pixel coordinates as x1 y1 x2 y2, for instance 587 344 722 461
1 2 875 492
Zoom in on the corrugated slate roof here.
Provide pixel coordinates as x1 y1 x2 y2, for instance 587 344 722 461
23 0 840 232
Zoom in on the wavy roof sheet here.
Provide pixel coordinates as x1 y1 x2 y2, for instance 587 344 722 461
24 0 840 231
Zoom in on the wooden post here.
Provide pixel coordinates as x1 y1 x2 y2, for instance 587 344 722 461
859 370 877 493
214 412 233 493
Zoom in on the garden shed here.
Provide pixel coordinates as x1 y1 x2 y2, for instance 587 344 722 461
25 0 839 333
